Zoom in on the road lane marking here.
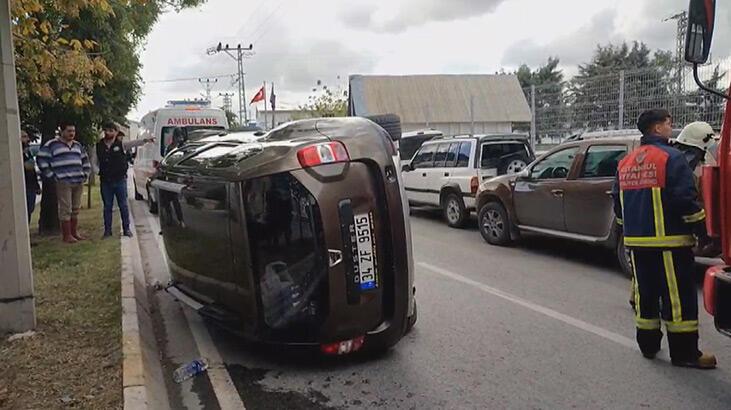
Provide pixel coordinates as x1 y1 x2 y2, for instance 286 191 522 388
142 205 246 410
418 262 638 350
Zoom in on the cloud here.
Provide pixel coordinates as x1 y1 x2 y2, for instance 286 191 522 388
157 19 375 105
339 0 508 33
501 9 620 68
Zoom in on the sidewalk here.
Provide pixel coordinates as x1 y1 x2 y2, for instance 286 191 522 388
0 188 123 409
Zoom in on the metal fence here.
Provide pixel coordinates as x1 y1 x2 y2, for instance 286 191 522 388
523 59 731 145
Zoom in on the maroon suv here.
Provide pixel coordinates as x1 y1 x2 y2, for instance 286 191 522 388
475 134 638 274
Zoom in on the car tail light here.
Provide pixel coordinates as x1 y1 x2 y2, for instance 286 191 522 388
297 142 349 168
704 265 722 316
152 160 161 169
470 176 479 194
320 336 365 355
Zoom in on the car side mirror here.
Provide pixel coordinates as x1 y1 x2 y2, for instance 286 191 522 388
685 0 715 64
402 163 413 172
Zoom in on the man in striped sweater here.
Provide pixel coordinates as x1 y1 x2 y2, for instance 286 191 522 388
36 121 91 243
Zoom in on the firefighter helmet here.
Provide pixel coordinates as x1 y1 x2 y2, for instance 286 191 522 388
676 121 715 151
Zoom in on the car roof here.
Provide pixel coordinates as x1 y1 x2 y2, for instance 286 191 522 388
426 134 529 144
402 130 443 138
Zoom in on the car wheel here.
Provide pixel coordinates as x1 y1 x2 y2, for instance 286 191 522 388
617 235 633 278
478 202 512 246
442 193 467 228
147 186 158 214
134 179 144 201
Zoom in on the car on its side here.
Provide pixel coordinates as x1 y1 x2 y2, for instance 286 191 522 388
402 134 534 228
476 132 639 275
152 117 417 354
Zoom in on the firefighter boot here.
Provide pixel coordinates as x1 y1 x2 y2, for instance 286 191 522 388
637 329 662 359
668 332 717 369
61 221 77 244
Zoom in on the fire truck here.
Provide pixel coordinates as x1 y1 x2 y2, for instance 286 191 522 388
686 0 731 336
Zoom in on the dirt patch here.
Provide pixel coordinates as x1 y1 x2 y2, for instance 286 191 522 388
0 189 122 409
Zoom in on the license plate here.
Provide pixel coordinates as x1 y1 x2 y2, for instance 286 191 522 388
353 212 377 291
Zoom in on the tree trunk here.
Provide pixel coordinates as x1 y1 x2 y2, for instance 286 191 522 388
37 120 59 235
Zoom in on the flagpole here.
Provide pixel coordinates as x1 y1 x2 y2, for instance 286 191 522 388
271 82 275 130
263 81 267 129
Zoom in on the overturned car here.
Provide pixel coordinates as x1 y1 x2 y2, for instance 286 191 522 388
152 117 416 354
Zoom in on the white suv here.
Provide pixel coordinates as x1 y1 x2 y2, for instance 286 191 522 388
402 134 535 228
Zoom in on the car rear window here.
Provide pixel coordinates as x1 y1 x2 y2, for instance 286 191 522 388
581 145 627 178
481 143 528 169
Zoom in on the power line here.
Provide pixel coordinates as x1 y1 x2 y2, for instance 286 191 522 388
207 43 254 124
248 0 292 44
147 74 234 83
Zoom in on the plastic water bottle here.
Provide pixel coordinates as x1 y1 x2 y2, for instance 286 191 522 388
173 359 208 383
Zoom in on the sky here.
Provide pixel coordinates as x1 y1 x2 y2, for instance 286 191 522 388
129 0 731 121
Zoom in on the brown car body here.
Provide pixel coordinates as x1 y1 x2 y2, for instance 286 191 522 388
151 117 416 350
476 135 642 273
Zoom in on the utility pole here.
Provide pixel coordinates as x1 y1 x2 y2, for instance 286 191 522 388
0 0 36 333
219 92 234 113
665 11 689 93
198 78 218 104
207 42 254 125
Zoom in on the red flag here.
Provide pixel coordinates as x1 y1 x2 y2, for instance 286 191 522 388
250 86 265 105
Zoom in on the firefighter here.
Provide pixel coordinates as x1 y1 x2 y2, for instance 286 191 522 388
613 109 716 369
629 121 719 308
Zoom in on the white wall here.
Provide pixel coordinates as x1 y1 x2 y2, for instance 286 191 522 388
402 122 513 136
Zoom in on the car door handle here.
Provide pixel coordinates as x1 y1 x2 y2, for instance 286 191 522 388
444 172 450 177
422 173 427 177
605 190 613 196
551 189 564 197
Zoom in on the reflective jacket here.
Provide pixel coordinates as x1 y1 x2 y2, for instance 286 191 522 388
612 135 706 249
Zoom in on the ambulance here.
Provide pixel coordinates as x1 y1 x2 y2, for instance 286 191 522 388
132 103 229 212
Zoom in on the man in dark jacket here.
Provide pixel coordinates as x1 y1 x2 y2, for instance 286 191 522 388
613 109 716 369
21 130 41 223
96 122 153 237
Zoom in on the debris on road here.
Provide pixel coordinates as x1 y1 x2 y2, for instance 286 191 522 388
7 331 36 342
173 358 209 383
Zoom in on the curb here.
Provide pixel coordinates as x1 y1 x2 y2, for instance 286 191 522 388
121 222 148 409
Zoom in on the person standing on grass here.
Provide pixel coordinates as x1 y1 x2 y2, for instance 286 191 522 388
21 130 41 223
36 121 91 244
96 122 153 238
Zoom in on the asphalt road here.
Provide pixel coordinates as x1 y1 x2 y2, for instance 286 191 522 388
133 201 731 409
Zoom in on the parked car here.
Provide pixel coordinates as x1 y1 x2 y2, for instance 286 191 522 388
402 134 535 228
399 130 443 161
152 117 417 354
476 133 638 275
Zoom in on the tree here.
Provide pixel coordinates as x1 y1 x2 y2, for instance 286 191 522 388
300 87 348 118
223 109 239 127
12 0 205 234
568 42 674 131
515 57 566 138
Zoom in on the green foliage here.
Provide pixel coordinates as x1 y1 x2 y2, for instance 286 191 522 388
300 86 348 118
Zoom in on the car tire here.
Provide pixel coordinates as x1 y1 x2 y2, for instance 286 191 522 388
134 179 144 201
366 114 402 142
442 193 467 228
498 154 529 175
617 234 633 278
478 202 512 246
147 186 158 214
